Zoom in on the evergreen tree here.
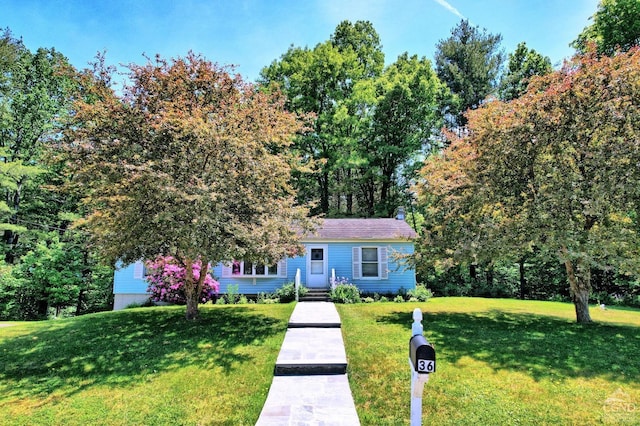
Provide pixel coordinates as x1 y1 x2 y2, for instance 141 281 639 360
434 19 504 126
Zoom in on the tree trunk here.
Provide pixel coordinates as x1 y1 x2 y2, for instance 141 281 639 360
564 258 592 323
380 179 390 215
183 258 199 321
409 202 417 231
76 249 90 316
335 170 341 213
469 264 477 281
3 230 18 264
346 170 353 216
76 289 85 316
183 258 209 321
518 257 526 300
4 179 23 264
485 263 494 288
360 178 375 217
319 171 329 214
37 299 48 318
185 294 199 320
380 165 395 217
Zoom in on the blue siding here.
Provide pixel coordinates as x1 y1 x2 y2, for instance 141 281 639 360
212 241 415 294
113 241 416 299
212 255 309 295
113 262 148 294
212 261 296 295
326 242 415 294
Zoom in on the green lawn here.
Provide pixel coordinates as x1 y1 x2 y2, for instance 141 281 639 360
2 299 638 426
0 304 294 426
338 298 640 425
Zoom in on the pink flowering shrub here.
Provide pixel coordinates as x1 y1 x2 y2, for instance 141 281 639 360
145 256 219 304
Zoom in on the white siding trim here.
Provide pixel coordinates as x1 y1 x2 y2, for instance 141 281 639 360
278 258 287 278
221 263 232 278
133 261 145 280
380 246 388 280
352 247 361 279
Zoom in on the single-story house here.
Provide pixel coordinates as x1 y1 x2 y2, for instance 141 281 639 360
112 216 417 310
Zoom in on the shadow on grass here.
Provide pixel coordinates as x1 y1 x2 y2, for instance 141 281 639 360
0 306 285 401
378 309 640 383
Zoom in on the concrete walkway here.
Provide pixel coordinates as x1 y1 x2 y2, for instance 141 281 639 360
256 302 360 425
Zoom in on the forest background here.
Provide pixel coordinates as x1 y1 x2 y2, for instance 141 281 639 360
0 0 639 321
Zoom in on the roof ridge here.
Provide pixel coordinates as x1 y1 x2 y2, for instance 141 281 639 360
304 217 417 240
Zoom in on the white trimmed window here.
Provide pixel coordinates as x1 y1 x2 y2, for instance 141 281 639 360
133 261 146 280
352 247 388 280
222 259 287 278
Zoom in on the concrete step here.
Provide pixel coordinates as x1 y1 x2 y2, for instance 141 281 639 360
300 288 331 302
256 375 360 425
288 301 341 328
274 328 347 376
299 295 330 302
275 362 347 376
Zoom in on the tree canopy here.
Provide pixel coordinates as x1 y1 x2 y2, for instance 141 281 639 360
260 20 385 216
0 29 78 262
261 21 449 217
358 53 451 216
62 53 312 319
417 47 640 323
499 42 552 101
4 1 640 320
434 19 504 126
573 0 640 56
0 30 112 320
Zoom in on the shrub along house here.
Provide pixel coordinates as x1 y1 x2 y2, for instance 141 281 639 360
112 215 417 310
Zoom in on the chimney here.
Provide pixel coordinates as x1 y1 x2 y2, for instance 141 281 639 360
396 206 406 221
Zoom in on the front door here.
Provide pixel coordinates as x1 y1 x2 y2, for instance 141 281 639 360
306 245 328 288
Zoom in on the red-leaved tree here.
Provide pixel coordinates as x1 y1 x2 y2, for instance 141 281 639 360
62 52 313 320
417 47 640 323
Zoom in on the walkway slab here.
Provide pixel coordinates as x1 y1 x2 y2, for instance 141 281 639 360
275 328 347 375
256 375 360 426
288 301 341 328
257 302 360 425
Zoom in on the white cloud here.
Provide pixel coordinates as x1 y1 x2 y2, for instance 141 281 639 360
432 0 465 19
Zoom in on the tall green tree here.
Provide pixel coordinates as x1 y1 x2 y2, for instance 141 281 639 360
330 20 385 79
0 30 111 320
572 0 640 56
356 53 450 216
417 48 640 323
434 19 504 126
0 29 77 263
260 20 384 216
262 21 448 218
499 42 552 101
62 53 312 320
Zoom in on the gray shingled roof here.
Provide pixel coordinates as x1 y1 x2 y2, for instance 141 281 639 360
304 218 417 240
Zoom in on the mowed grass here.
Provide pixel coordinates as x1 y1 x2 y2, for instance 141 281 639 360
338 298 640 426
0 304 294 426
2 299 639 426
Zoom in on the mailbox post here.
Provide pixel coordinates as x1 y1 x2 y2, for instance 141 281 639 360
409 308 435 426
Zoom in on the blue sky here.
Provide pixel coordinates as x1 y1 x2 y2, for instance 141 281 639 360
2 0 599 82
